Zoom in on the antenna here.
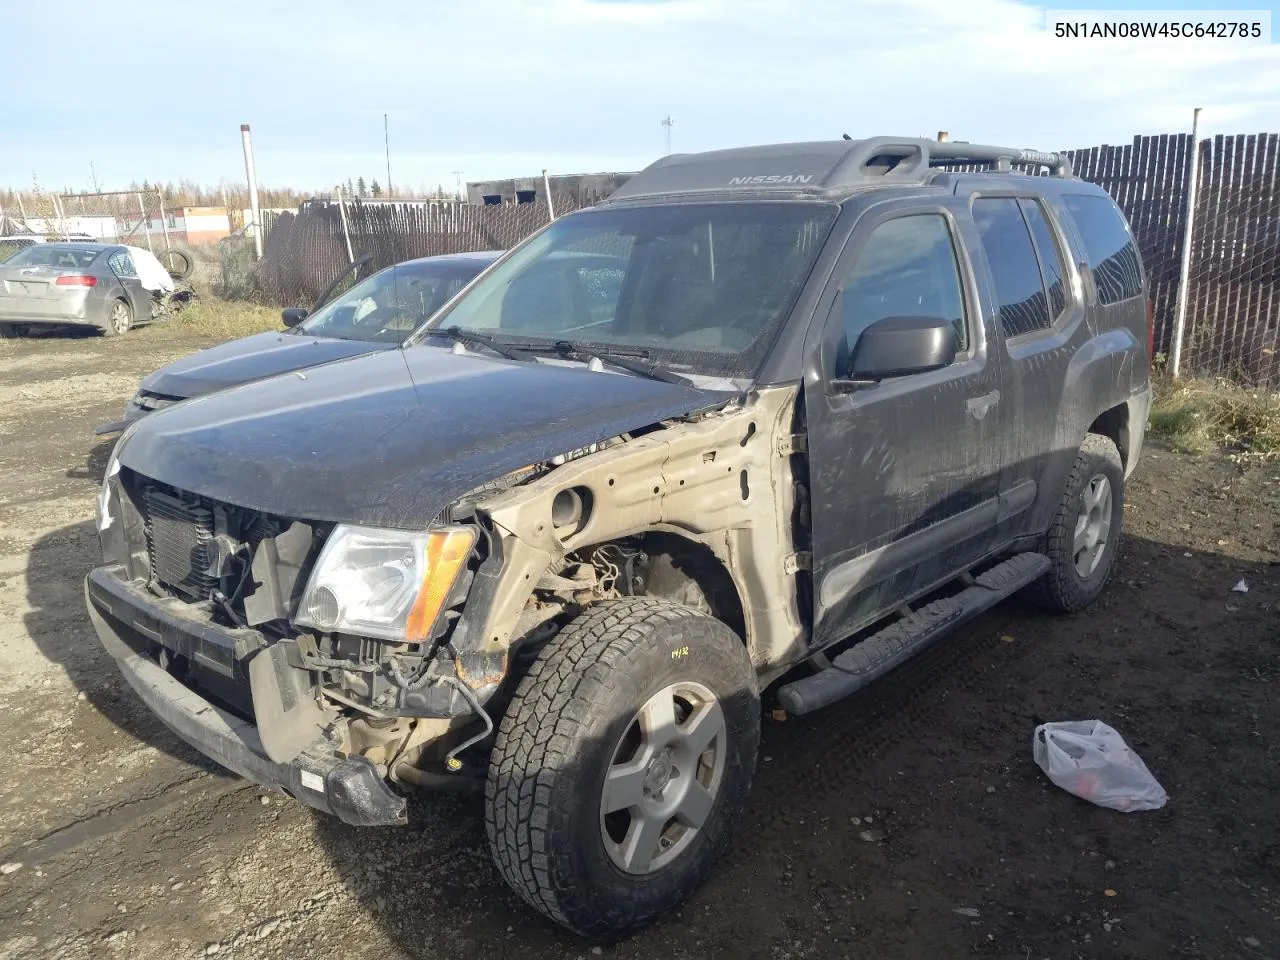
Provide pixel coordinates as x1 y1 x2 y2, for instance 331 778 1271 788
661 114 674 155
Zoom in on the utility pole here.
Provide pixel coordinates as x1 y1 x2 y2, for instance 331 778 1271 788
453 170 464 201
384 113 393 197
661 114 674 155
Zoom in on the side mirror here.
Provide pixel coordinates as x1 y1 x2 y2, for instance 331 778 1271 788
281 307 308 329
844 315 958 382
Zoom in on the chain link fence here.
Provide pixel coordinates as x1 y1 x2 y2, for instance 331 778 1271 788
1064 133 1280 386
1176 135 1280 384
239 195 581 306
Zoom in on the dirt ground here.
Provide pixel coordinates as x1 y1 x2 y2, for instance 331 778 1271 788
0 327 1277 960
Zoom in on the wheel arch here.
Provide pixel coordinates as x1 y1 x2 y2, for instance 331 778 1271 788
1087 402 1130 469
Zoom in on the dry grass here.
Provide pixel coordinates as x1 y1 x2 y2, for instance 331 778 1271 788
1149 376 1280 459
140 296 281 342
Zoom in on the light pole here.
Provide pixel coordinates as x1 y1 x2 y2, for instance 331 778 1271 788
661 114 674 155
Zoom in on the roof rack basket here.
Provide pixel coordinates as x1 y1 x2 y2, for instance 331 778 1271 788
844 137 1074 179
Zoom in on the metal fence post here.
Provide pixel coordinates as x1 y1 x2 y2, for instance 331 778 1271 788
241 123 264 260
157 194 172 252
137 193 153 252
52 194 69 240
335 186 355 264
543 169 555 221
1170 107 1203 378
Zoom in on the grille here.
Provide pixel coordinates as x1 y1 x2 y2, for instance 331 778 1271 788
143 487 218 601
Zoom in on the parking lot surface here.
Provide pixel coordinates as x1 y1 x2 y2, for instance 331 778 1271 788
0 330 1277 959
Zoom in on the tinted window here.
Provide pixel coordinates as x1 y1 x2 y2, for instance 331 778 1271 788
973 198 1051 338
5 245 100 269
1019 199 1067 320
841 214 968 352
1062 194 1143 305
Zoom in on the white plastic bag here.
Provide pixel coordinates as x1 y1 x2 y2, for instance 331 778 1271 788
1033 720 1168 812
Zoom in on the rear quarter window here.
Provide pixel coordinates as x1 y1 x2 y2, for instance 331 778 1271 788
1062 194 1144 305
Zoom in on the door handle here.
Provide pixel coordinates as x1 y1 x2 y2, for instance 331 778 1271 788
966 389 1000 421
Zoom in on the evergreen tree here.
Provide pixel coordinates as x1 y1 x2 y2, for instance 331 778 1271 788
356 177 367 197
370 180 382 198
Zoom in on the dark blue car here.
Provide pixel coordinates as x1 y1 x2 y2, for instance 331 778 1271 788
96 250 502 434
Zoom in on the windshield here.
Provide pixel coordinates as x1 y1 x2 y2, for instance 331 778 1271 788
6 245 102 269
421 202 838 377
297 258 489 343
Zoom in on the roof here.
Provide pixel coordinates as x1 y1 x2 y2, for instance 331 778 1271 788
604 136 1075 203
30 241 118 251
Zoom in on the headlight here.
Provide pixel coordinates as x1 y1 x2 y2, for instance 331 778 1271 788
96 445 123 532
293 524 475 643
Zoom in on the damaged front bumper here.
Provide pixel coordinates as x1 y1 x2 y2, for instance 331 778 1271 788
84 565 408 827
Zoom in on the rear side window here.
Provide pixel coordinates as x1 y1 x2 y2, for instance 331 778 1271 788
840 214 968 352
972 198 1051 338
1019 199 1068 320
1062 194 1143 305
108 251 137 278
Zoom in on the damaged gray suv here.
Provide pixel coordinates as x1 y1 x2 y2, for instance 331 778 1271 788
87 136 1152 939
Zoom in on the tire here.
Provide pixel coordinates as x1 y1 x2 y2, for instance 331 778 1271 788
1025 432 1124 612
160 246 194 281
486 597 760 939
0 323 29 338
101 299 132 337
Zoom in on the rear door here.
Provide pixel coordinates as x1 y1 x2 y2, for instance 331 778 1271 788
107 249 151 321
959 187 1090 541
803 198 1005 647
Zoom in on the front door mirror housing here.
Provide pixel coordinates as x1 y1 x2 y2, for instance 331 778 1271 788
843 315 958 382
281 307 308 329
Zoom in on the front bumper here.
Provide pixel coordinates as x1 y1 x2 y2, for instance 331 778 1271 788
84 565 408 827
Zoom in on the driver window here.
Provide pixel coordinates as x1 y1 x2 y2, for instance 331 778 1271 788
841 214 968 353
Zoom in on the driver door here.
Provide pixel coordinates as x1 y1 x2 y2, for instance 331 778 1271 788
803 200 1004 647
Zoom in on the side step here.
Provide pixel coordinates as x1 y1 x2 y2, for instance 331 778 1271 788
777 552 1050 716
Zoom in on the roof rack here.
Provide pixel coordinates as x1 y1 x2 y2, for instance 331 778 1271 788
605 136 1074 202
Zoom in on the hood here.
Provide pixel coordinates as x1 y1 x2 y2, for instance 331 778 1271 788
139 331 395 399
117 346 731 529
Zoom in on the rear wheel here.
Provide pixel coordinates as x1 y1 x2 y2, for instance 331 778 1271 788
101 299 132 337
1025 432 1124 612
486 597 760 939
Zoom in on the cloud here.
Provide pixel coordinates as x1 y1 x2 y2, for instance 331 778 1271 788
3 0 1278 193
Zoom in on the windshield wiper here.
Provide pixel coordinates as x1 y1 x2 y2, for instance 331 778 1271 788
429 326 533 362
530 340 693 387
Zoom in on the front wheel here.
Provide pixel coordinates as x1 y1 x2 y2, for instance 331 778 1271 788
101 299 132 337
485 597 760 939
1025 432 1124 612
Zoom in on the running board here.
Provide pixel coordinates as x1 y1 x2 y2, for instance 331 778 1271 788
777 552 1050 716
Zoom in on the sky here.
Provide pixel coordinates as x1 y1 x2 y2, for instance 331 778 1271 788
2 0 1278 197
